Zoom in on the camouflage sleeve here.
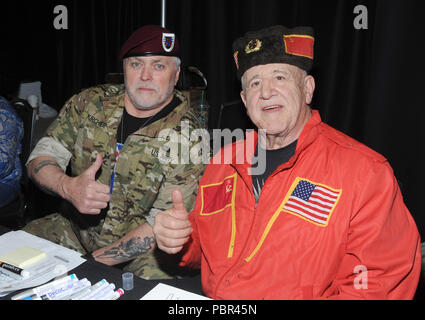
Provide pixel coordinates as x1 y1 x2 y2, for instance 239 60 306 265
26 137 72 171
44 90 88 152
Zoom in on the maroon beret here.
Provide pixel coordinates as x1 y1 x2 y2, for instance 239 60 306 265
119 25 179 60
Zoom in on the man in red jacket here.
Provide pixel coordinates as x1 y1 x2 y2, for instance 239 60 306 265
153 25 421 299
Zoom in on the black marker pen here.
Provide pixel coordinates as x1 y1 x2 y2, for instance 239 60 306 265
0 260 30 278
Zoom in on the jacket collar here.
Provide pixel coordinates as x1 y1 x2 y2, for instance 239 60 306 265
230 109 323 185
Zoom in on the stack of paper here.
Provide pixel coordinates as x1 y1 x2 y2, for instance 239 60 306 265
0 230 86 297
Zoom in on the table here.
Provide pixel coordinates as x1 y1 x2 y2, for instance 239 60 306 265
0 225 204 300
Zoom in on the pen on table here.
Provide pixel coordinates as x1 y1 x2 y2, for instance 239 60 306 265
67 287 91 300
82 280 109 300
36 276 78 297
54 279 91 300
44 278 91 300
14 277 79 301
21 294 48 301
11 273 77 300
73 279 107 300
105 288 125 300
0 267 25 281
10 288 36 300
0 260 30 278
89 283 115 300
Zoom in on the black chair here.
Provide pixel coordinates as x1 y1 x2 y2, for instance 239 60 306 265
0 193 27 230
104 73 124 84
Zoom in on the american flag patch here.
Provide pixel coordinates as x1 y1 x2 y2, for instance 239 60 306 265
282 178 341 227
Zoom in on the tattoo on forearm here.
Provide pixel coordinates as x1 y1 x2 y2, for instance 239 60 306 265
34 160 62 174
30 160 62 197
96 236 155 262
31 179 60 197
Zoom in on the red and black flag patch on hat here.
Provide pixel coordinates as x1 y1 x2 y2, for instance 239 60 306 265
283 34 314 59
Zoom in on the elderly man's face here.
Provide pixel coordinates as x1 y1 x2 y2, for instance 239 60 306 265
241 63 315 144
124 56 180 114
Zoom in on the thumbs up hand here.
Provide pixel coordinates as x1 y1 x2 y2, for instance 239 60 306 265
153 189 193 254
84 153 104 181
61 154 111 214
169 189 189 219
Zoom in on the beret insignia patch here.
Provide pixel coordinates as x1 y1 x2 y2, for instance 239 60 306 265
162 33 175 52
245 39 262 54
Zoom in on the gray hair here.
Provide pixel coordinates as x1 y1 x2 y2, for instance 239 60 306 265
173 57 181 70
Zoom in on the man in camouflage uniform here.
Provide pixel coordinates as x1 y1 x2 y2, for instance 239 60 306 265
23 25 205 279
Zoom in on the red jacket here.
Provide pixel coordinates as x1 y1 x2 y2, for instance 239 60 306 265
181 110 421 299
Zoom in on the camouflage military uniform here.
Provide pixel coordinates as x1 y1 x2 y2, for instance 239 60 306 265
24 84 205 279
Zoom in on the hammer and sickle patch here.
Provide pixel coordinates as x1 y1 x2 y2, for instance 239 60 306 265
245 39 262 54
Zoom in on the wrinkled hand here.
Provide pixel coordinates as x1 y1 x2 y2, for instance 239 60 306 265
62 154 110 214
153 189 193 254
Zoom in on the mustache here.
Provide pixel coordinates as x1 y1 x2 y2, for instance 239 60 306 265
134 83 158 92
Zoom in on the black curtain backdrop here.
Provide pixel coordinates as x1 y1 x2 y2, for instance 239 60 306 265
1 0 424 237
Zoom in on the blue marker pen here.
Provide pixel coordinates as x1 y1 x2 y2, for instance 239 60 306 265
12 274 77 300
21 293 51 300
35 275 78 298
44 278 91 300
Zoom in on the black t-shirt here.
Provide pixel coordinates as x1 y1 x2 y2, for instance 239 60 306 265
117 95 180 143
252 140 297 202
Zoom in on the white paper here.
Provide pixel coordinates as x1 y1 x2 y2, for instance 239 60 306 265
140 283 211 300
0 230 86 296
